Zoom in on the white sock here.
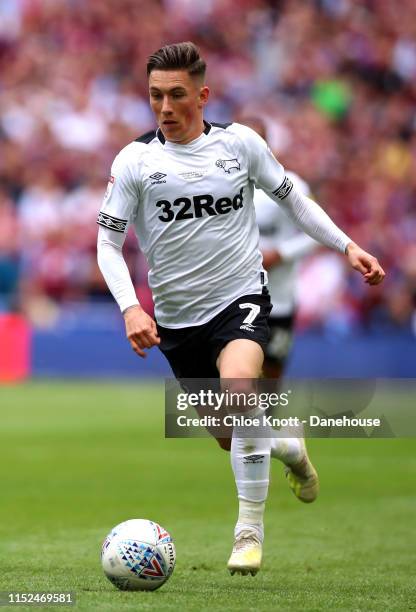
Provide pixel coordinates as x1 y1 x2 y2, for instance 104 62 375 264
270 436 302 465
235 499 265 540
231 428 271 542
269 418 305 464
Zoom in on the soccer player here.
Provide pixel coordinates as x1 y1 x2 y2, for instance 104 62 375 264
97 42 385 576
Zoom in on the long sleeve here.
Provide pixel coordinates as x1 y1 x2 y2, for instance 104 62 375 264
236 123 351 254
97 225 139 312
275 186 350 254
97 143 142 312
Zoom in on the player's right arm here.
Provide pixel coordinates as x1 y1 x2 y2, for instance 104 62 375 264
96 146 160 357
121 304 160 358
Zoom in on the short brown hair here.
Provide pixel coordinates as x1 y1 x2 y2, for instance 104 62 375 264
147 42 206 80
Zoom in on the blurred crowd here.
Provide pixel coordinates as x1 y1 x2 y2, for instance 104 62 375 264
0 0 415 334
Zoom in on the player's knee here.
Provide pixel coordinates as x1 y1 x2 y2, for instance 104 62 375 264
222 378 256 414
221 367 257 381
223 377 254 396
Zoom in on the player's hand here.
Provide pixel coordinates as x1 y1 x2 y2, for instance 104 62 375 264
261 249 282 270
123 305 160 358
345 242 385 285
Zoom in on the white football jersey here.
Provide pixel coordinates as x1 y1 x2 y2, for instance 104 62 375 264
254 171 318 317
98 121 286 328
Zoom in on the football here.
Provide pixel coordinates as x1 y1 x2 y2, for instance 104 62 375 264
101 519 176 591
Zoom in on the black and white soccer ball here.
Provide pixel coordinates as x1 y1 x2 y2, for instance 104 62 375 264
101 519 176 591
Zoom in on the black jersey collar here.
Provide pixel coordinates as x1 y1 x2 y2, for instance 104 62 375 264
203 120 212 134
156 128 165 144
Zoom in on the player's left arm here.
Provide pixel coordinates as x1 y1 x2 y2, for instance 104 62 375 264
344 241 385 285
273 183 385 285
238 125 385 285
256 178 319 270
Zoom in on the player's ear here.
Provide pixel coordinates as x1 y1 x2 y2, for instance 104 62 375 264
198 86 210 108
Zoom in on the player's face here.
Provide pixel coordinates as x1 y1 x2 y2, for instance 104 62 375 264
149 70 209 145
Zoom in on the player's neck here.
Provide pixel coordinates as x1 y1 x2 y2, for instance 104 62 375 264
164 120 205 145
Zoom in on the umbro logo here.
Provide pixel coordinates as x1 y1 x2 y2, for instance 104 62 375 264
149 172 167 184
243 454 264 464
216 158 240 173
240 323 255 333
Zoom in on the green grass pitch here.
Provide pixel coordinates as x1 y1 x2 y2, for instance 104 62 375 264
0 381 415 611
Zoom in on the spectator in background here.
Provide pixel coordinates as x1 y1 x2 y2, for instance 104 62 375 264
0 188 20 311
0 0 414 332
